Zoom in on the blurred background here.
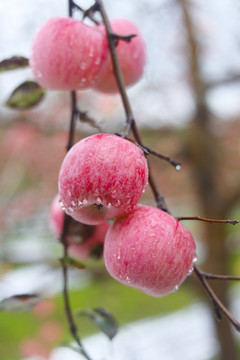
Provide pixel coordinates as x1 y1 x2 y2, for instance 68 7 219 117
0 0 240 359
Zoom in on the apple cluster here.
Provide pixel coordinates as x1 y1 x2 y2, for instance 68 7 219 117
49 133 197 297
41 15 197 297
30 17 146 93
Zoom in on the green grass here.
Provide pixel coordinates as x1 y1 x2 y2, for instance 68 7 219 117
0 267 198 360
57 271 198 337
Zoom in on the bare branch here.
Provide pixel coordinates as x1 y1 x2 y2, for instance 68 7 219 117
177 216 239 225
194 265 240 332
96 0 170 213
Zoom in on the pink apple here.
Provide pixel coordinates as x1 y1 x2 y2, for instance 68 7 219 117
58 133 148 225
104 205 197 297
49 194 109 259
30 17 108 90
93 19 146 93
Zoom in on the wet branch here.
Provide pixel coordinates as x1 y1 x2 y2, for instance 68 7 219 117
60 102 92 358
58 3 95 359
177 216 239 225
194 265 240 332
95 0 169 213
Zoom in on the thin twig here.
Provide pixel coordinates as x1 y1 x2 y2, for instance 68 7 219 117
78 110 103 132
111 33 137 45
177 216 239 225
72 1 99 25
144 145 181 170
200 272 240 282
194 265 240 332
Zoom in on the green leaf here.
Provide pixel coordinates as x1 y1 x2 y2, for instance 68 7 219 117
78 307 118 340
0 56 29 72
0 294 43 313
60 256 86 270
6 81 45 109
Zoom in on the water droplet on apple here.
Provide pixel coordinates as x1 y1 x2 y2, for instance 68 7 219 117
71 201 76 207
68 207 74 213
95 57 100 65
89 47 94 58
59 200 65 211
133 51 139 59
96 197 102 205
173 285 179 292
117 255 121 260
78 200 83 207
193 256 197 263
187 266 194 276
83 199 88 205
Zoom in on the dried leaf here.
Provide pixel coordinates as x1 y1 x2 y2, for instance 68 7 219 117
0 294 42 313
6 81 45 109
0 56 29 72
78 307 118 340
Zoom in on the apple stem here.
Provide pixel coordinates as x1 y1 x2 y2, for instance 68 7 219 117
94 204 104 210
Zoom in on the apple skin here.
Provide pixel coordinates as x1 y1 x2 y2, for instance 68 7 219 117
30 17 108 90
58 133 148 225
104 205 197 297
93 18 146 93
49 194 109 260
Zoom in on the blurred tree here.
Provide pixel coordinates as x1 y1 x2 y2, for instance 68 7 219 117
178 0 240 359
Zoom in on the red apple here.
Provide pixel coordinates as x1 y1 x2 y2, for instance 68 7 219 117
93 19 146 93
49 194 108 259
58 133 148 225
104 205 197 297
30 17 108 90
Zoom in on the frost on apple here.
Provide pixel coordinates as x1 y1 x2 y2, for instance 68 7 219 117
58 133 149 225
104 205 197 297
